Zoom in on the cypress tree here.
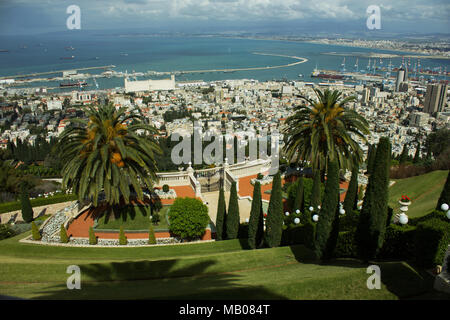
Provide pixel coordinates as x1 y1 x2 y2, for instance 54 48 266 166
356 137 391 262
313 159 339 260
399 143 409 164
89 226 97 245
31 221 41 240
436 171 449 211
215 185 227 240
265 171 283 248
226 181 240 239
310 169 321 209
20 182 33 223
413 142 421 164
60 224 69 243
248 181 264 249
367 144 377 175
293 176 305 214
343 162 359 214
148 223 156 245
119 226 128 245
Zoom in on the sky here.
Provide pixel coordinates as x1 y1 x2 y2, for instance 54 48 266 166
0 0 449 36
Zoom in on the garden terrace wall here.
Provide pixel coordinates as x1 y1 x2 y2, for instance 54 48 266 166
91 228 212 241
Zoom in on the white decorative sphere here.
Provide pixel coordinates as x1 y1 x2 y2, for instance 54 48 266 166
312 214 319 222
309 206 314 212
294 218 300 224
441 203 449 211
245 218 249 223
399 214 408 225
339 208 346 215
296 209 300 214
317 205 321 210
285 211 290 216
446 210 450 219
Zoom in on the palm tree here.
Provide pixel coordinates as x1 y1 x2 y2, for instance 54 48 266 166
57 104 162 207
283 88 369 172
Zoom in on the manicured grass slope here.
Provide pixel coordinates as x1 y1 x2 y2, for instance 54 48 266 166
0 233 446 300
389 170 448 218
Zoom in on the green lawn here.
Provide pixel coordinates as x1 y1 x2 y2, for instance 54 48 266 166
95 205 170 231
388 170 448 218
0 233 447 300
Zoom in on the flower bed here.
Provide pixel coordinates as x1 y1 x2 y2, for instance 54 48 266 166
153 189 177 199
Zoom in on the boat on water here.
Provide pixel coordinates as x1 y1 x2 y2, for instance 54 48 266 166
298 74 303 77
60 56 75 60
60 81 87 88
311 69 345 80
65 46 75 50
0 49 9 53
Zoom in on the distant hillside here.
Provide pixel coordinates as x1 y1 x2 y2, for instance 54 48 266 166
388 170 448 218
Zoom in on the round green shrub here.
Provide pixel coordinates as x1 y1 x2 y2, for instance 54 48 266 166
0 224 15 240
148 223 156 245
169 197 209 240
151 212 160 225
31 221 41 241
162 184 170 193
257 173 264 180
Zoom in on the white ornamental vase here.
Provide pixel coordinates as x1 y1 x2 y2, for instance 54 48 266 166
399 200 411 213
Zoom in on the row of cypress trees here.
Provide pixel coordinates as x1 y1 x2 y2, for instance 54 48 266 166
215 181 241 241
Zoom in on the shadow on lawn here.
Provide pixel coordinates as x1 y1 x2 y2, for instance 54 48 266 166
32 258 287 300
288 244 444 299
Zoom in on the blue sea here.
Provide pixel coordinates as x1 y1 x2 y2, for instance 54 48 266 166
0 32 448 91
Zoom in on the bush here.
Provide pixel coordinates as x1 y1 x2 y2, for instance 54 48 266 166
151 212 160 225
89 227 97 245
0 224 15 240
409 210 447 226
20 183 33 223
238 223 249 239
226 181 240 239
169 197 209 240
282 223 315 249
335 230 357 258
31 221 41 241
119 226 128 245
257 173 264 180
378 224 416 260
339 210 360 232
414 218 450 268
148 223 156 245
59 224 69 243
162 184 170 193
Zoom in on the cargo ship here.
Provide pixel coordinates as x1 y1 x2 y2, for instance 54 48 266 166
311 69 345 80
60 81 87 88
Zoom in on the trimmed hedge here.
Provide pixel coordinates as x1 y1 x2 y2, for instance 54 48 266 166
414 218 450 268
0 193 77 214
378 224 416 260
0 224 15 240
281 223 315 249
335 230 358 258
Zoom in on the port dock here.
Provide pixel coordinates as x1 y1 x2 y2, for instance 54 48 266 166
0 65 116 80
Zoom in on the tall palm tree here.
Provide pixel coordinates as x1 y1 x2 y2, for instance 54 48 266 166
283 88 369 172
57 104 162 207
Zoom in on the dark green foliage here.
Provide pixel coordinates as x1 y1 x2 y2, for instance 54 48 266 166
19 182 33 223
215 186 226 240
248 181 264 249
169 197 209 240
226 182 240 239
366 144 377 175
377 224 416 260
89 227 97 245
386 207 394 227
356 137 391 261
409 210 447 226
151 211 160 225
119 226 128 245
399 143 409 164
335 230 358 258
339 210 360 232
265 172 283 248
414 218 450 268
313 160 340 260
310 170 321 209
162 184 170 193
324 205 341 259
0 224 15 240
413 142 421 163
59 224 69 243
436 171 449 211
237 223 249 239
148 223 156 245
293 177 305 214
282 224 315 249
343 163 359 214
257 173 264 180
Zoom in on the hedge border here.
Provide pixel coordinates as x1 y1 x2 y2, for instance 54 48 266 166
0 194 77 214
